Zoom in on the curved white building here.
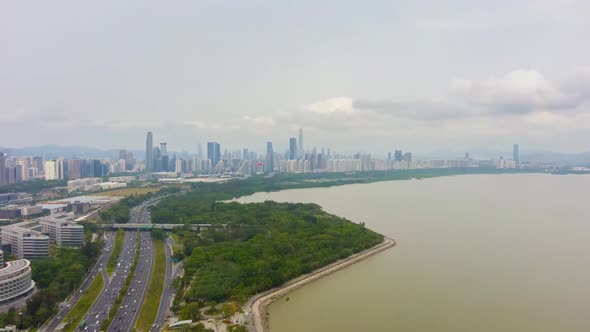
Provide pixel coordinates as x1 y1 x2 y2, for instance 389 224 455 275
0 250 36 305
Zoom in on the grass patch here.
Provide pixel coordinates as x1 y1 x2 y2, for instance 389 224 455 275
134 239 167 332
106 229 124 276
91 187 160 197
62 272 104 332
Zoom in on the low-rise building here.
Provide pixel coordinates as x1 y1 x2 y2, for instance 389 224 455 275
38 216 84 247
0 224 49 259
0 250 36 307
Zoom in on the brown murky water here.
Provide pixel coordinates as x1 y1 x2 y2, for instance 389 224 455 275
238 174 590 332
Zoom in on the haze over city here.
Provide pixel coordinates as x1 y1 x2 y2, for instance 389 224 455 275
2 1 590 154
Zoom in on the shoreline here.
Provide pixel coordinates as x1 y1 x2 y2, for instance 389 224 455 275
246 237 396 332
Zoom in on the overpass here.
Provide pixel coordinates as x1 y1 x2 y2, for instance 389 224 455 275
100 223 223 231
103 223 184 230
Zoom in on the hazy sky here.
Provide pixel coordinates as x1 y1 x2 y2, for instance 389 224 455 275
2 0 590 155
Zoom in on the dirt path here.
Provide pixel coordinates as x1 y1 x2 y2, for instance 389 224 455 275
246 237 396 332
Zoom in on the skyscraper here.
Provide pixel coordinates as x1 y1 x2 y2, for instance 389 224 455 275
0 153 6 186
289 137 297 160
197 143 203 159
265 142 274 172
146 131 153 171
243 148 249 161
207 142 221 167
513 144 519 165
298 128 304 158
394 150 403 162
160 143 167 156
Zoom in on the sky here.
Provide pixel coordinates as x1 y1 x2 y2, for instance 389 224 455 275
1 0 590 156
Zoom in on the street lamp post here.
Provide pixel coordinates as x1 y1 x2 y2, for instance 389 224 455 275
18 312 23 331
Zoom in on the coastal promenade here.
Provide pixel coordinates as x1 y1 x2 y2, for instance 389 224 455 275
247 237 396 332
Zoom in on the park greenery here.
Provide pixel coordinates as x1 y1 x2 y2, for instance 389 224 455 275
106 229 124 276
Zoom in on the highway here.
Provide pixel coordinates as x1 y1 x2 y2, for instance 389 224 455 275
108 198 162 332
151 237 180 331
42 232 115 332
82 201 149 332
84 231 137 331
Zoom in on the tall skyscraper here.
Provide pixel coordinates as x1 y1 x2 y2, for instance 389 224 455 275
207 142 221 167
265 142 274 172
289 137 297 160
0 153 6 186
513 144 519 165
298 128 304 158
146 131 153 171
242 148 249 160
197 143 203 159
160 143 167 156
394 150 403 162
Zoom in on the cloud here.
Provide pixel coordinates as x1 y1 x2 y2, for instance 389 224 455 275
451 69 585 114
353 99 474 121
243 116 276 127
300 69 590 125
303 97 355 114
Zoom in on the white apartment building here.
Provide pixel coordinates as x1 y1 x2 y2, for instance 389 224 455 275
38 216 84 247
0 250 36 306
0 225 49 259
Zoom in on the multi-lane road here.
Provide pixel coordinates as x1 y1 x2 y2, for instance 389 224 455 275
43 232 115 332
44 195 176 332
108 206 153 332
151 237 178 331
84 230 138 332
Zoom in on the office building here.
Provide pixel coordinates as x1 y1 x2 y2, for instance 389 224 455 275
207 142 221 168
298 128 304 158
513 144 519 165
160 142 167 156
67 159 82 180
197 143 203 159
289 137 297 160
0 153 6 186
146 131 154 171
0 224 50 259
38 216 84 247
0 251 36 306
394 150 403 162
265 142 274 172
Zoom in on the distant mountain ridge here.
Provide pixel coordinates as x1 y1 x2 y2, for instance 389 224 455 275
0 145 145 160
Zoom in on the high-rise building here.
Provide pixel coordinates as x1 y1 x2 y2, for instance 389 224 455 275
207 142 221 168
513 144 519 165
289 138 297 160
0 153 6 186
146 131 154 171
119 149 128 161
243 148 249 161
298 128 304 158
92 160 103 177
197 143 203 159
67 159 82 180
394 150 403 162
160 143 167 156
265 142 274 172
44 161 58 180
